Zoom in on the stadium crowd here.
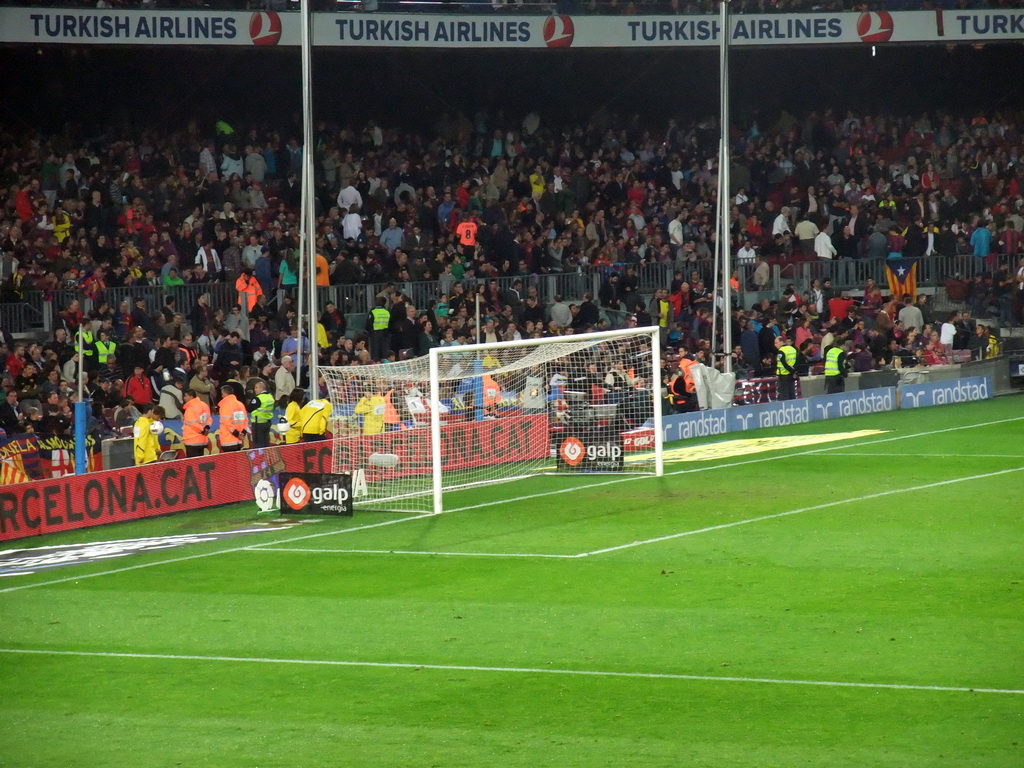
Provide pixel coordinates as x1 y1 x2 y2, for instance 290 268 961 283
1 104 1022 441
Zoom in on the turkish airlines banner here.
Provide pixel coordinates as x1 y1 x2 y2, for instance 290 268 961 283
0 9 1021 48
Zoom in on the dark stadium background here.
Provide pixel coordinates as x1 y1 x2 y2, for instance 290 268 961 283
2 43 1023 133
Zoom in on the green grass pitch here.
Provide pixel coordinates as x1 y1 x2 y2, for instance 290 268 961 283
1 396 1022 767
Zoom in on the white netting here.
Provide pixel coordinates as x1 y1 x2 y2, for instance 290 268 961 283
321 328 662 514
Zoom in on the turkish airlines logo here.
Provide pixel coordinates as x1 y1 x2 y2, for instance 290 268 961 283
543 16 575 48
857 11 893 43
250 12 282 46
283 477 311 510
559 437 585 466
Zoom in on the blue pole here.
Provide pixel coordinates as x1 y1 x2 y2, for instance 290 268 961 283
74 399 89 475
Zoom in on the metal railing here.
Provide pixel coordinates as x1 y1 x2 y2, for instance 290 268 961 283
2 254 1017 335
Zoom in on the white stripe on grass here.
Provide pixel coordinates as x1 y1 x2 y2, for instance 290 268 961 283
0 514 431 594
251 547 578 559
445 414 1024 513
579 466 1024 557
3 414 1022 592
0 647 1019 696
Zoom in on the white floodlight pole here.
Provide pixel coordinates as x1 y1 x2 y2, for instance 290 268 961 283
300 0 318 396
719 0 733 374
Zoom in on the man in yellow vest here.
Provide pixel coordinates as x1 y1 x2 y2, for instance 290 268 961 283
774 336 798 401
297 396 333 442
246 380 275 448
182 389 212 458
76 324 97 372
368 297 391 361
133 404 165 465
823 332 849 394
218 385 249 452
94 330 118 370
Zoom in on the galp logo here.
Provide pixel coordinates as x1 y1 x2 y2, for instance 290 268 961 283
857 11 893 43
543 16 574 48
250 12 282 46
559 436 585 466
283 477 311 511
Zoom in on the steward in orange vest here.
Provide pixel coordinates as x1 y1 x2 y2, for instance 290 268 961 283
182 389 212 458
217 385 249 452
235 268 263 312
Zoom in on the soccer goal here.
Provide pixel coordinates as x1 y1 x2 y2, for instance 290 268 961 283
320 327 664 514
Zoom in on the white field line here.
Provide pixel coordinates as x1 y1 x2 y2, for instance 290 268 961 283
814 452 1024 459
0 514 432 594
446 414 1024 513
581 466 1024 557
0 648 1019 696
251 547 578 559
3 414 1022 592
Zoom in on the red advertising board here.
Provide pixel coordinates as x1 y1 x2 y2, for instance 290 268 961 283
0 442 323 542
0 416 549 542
333 414 549 477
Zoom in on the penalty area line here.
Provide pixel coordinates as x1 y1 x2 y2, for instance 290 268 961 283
0 648 1019 696
446 414 1024 514
0 514 432 594
580 465 1024 557
250 547 579 559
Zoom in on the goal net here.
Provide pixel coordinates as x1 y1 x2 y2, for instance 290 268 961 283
320 327 664 514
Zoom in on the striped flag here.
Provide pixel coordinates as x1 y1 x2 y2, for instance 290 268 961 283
885 257 920 302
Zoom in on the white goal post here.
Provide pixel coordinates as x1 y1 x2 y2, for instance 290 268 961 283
320 327 664 515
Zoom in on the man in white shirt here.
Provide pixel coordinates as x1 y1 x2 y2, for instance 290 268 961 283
337 183 362 213
195 240 222 276
736 238 757 265
274 356 297 400
668 211 685 254
939 312 957 346
814 229 837 260
772 206 792 237
341 207 363 241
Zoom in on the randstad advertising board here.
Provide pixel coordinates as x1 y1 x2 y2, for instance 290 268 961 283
897 375 992 410
2 9 1022 48
661 387 898 443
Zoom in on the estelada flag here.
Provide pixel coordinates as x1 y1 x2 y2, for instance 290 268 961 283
885 257 920 301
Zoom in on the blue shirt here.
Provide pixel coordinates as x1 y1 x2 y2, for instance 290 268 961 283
970 227 992 257
380 227 404 252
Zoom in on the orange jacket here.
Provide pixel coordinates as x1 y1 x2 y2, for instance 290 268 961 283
235 273 263 312
678 358 698 394
182 397 212 447
218 393 249 448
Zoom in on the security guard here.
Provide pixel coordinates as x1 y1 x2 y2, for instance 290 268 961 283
297 395 333 442
670 355 699 412
133 404 165 466
218 385 249 452
368 297 391 362
774 336 798 401
94 330 118 369
823 333 849 394
247 380 275 448
75 323 97 371
182 389 212 458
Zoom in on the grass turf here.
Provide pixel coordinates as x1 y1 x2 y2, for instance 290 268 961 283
0 396 1022 767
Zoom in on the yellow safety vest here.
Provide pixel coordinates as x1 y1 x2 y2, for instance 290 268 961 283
824 346 843 377
776 345 797 376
